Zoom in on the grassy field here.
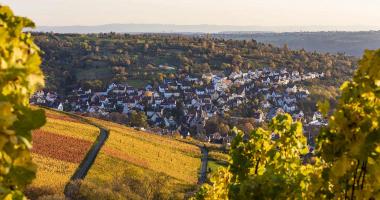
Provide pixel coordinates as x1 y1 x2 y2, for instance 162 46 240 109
126 79 150 88
207 150 229 175
84 118 201 198
75 67 114 81
26 109 100 199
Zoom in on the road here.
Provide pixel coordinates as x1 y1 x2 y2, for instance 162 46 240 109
198 145 209 184
68 128 109 180
43 108 110 198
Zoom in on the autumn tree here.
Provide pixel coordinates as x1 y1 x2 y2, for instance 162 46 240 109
0 5 45 199
196 114 322 199
130 111 148 128
195 49 380 199
316 49 380 199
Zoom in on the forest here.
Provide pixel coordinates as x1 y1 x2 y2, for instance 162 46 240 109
33 32 357 94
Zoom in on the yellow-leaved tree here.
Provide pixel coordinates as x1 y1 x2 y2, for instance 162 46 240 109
0 5 45 199
317 49 380 199
195 49 380 199
195 114 324 199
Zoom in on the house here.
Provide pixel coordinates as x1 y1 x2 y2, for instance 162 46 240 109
252 111 264 123
122 105 129 114
286 85 298 93
35 90 45 98
46 92 57 102
229 71 242 80
262 101 271 109
262 77 271 85
161 99 176 109
195 89 205 95
57 103 64 111
283 103 296 113
163 91 173 98
293 111 304 120
280 68 288 74
202 73 214 81
124 98 137 108
126 87 136 94
158 84 167 93
164 116 177 128
145 84 153 91
284 95 297 104
312 112 323 121
296 91 309 98
210 132 223 144
154 98 163 105
150 112 163 125
291 76 302 82
292 71 300 77
112 85 126 94
185 76 199 82
181 82 192 90
205 86 215 94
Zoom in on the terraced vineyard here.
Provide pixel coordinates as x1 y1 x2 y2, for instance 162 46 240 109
84 118 202 199
26 109 100 199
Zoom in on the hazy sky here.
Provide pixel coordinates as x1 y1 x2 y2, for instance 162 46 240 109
2 0 380 27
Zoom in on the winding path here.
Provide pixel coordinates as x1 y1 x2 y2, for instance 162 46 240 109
198 145 209 184
41 107 110 198
68 128 108 180
43 106 209 198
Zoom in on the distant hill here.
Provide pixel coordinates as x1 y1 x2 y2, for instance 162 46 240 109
31 24 380 57
33 33 356 94
32 24 379 34
213 31 380 57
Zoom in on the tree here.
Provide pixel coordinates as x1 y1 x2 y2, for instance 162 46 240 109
112 66 128 83
205 118 219 135
130 111 148 128
0 5 46 199
316 49 380 199
196 114 322 199
194 49 380 199
82 79 103 91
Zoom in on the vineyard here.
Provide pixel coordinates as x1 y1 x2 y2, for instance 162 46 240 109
26 109 100 199
25 109 203 199
84 117 202 198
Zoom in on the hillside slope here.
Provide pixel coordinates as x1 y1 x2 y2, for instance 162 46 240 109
215 31 380 57
26 109 202 199
26 109 100 199
83 118 201 199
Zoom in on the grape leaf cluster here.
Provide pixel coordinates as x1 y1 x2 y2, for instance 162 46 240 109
0 5 45 199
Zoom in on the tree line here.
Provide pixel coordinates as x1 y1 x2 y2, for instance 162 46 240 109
32 32 357 94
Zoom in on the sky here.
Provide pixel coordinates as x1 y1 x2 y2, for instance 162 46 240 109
2 0 380 28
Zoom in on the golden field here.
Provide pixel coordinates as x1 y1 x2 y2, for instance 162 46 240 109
85 117 202 197
26 109 100 199
26 108 203 199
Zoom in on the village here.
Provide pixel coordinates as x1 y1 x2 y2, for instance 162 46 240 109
30 67 328 144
